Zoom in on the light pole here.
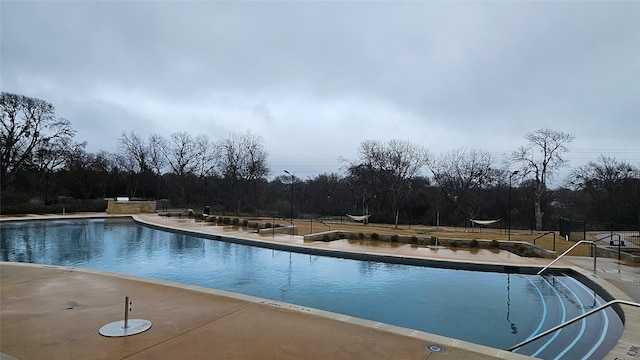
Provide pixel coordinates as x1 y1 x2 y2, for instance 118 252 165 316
508 170 520 241
284 170 294 235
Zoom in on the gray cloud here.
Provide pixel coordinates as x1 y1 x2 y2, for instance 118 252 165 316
2 1 638 180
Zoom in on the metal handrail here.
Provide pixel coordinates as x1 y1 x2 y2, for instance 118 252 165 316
508 299 640 351
315 217 331 231
532 231 556 251
537 240 597 275
598 233 624 260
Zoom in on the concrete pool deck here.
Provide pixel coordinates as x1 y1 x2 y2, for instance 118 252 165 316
1 213 639 360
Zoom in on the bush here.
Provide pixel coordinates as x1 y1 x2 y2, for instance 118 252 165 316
370 233 379 240
322 234 331 242
222 217 231 225
348 233 358 240
410 236 418 244
242 219 249 228
470 239 479 248
429 236 438 246
390 235 399 243
232 218 240 226
264 222 272 228
450 241 458 248
358 233 365 239
490 240 500 248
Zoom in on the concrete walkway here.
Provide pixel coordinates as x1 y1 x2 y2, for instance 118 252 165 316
1 213 639 360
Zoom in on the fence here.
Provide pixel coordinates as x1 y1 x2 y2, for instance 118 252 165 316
559 217 639 247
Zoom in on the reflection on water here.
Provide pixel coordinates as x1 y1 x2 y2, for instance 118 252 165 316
0 218 622 356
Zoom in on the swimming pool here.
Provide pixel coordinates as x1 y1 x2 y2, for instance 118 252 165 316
0 218 623 359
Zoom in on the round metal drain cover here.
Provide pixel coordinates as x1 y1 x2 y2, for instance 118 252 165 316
99 319 152 337
426 344 445 353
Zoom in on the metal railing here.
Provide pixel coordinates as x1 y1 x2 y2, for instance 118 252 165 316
598 233 624 260
537 240 597 275
508 299 640 351
533 231 556 251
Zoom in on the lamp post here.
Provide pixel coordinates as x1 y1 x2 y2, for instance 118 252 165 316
284 170 294 235
508 170 520 241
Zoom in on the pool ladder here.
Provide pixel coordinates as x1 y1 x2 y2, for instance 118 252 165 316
512 240 636 353
508 299 640 351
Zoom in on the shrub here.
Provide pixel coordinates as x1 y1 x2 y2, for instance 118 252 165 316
242 219 249 228
348 233 358 240
470 239 479 248
390 235 399 243
222 217 231 225
232 218 240 226
370 233 379 240
450 240 458 248
358 233 365 239
264 222 272 228
322 234 331 242
490 240 500 248
429 236 438 246
410 236 418 244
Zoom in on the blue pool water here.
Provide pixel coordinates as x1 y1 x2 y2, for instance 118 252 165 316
0 218 623 359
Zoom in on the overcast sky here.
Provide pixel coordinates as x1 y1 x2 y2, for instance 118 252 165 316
2 1 639 183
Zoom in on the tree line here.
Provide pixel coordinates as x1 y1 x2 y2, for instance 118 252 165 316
2 92 639 230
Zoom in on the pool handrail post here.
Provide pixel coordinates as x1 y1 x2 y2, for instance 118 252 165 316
507 299 640 352
537 240 597 275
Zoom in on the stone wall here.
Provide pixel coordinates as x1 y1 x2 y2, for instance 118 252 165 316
106 200 156 214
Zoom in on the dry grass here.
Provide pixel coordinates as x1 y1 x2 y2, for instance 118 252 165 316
272 218 593 256
210 217 595 257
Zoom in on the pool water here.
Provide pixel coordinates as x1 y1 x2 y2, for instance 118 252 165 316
0 218 623 359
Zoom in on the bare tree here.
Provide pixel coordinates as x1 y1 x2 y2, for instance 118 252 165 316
568 155 637 222
511 127 575 230
34 137 87 203
1 92 75 190
152 132 214 204
117 131 151 198
218 130 270 213
346 139 429 227
427 148 497 225
148 134 168 199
